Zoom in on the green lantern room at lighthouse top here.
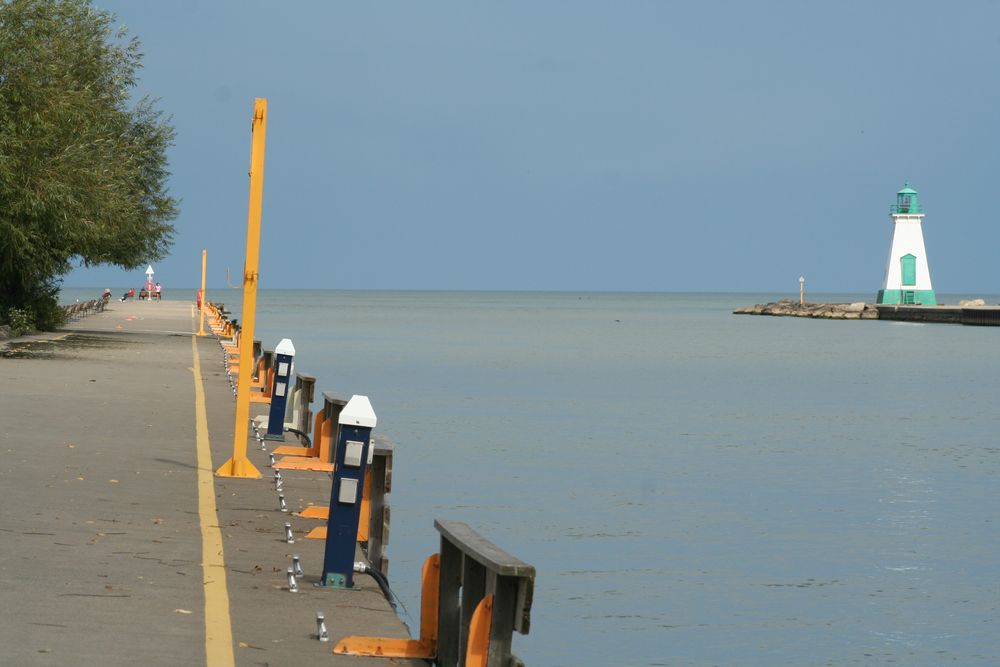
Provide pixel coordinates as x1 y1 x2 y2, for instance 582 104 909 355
891 182 922 214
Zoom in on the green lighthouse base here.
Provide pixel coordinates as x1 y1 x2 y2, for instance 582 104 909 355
876 289 937 306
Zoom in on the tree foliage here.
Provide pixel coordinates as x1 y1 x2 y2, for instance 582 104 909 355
0 0 177 329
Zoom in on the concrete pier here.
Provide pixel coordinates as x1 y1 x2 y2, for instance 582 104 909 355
874 303 1000 326
734 300 1000 326
0 300 423 666
733 300 878 319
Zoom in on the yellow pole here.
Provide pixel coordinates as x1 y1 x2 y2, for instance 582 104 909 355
216 98 268 479
197 249 208 336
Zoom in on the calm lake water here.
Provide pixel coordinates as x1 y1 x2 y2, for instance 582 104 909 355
62 289 1000 665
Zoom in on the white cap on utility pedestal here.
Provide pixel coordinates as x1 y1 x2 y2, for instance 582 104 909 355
340 395 377 428
276 338 295 356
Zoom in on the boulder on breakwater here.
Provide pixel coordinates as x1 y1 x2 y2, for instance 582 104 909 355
733 300 879 320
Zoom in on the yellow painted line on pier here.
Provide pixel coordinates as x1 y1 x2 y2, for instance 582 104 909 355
191 336 236 666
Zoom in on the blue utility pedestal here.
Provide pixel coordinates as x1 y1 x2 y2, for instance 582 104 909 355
264 338 295 440
318 395 377 588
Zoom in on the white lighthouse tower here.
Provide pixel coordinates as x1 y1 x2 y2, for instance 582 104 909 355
876 183 937 305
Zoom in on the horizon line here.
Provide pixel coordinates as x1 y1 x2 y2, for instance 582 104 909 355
57 286 999 296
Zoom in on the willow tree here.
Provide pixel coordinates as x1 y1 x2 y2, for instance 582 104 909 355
0 0 177 329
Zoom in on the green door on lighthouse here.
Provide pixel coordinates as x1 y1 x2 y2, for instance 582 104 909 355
900 254 917 286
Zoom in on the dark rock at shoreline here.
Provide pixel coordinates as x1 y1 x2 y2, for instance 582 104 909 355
733 300 879 320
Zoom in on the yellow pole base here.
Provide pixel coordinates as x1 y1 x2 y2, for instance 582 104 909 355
215 456 262 479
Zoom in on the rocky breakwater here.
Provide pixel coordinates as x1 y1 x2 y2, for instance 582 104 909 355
734 300 879 320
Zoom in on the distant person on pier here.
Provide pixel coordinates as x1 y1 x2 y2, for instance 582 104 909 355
154 282 162 300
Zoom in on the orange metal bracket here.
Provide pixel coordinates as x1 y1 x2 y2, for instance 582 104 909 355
296 467 371 537
303 471 370 540
297 505 328 519
272 444 315 457
358 466 372 539
248 358 267 388
274 411 323 457
273 457 331 472
246 367 274 403
303 525 327 540
302 522 367 543
231 359 268 393
273 412 335 471
334 554 440 658
465 595 494 667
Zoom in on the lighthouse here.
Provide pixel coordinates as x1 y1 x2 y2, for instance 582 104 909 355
876 183 937 305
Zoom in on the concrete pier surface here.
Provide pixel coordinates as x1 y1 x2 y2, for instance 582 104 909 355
0 300 424 666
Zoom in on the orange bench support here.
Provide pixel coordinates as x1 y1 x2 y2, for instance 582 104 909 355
228 358 267 388
274 411 324 458
334 554 440 659
301 467 372 541
273 411 334 472
464 595 494 667
247 367 274 404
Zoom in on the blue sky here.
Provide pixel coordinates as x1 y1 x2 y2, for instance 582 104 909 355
66 1 1000 294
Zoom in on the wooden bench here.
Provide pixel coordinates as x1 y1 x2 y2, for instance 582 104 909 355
436 519 535 666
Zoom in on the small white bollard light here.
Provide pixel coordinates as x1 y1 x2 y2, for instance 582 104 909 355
268 453 275 467
287 567 298 593
275 478 284 493
292 554 303 577
316 612 329 641
284 522 294 544
279 494 288 512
